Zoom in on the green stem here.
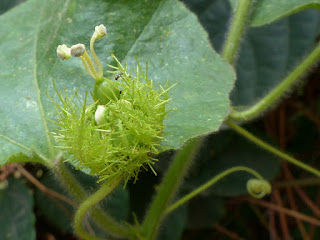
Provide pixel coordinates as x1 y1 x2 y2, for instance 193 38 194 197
222 0 253 64
74 177 122 240
54 156 86 202
229 43 320 121
164 166 264 216
54 158 133 239
81 52 100 80
225 120 320 177
90 38 104 80
141 138 202 240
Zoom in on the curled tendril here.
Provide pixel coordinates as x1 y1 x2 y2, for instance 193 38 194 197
246 179 272 199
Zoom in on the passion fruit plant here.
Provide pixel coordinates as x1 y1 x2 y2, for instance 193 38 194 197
1 0 320 239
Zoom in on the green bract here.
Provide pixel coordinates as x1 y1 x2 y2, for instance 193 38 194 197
50 25 175 184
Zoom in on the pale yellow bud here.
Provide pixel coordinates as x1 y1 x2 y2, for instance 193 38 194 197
56 44 71 60
70 44 86 57
93 24 107 40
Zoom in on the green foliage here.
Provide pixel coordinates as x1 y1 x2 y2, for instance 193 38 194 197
158 205 188 240
0 0 234 167
186 194 226 229
250 0 320 26
0 178 35 240
185 0 320 106
1 0 320 239
229 0 320 27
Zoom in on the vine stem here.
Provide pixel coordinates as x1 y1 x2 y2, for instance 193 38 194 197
164 166 264 216
54 157 133 239
222 0 253 64
141 138 202 240
229 43 320 121
74 177 123 240
225 120 320 177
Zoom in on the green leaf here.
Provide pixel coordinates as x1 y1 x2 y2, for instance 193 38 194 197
5 152 49 166
184 0 320 107
0 0 24 14
250 0 320 27
228 0 320 27
186 194 226 230
158 205 188 240
0 178 36 240
0 0 235 166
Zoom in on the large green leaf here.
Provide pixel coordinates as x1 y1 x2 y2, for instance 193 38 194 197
0 0 234 166
0 0 25 14
228 0 320 27
158 205 188 240
183 0 320 107
250 0 320 27
186 194 226 229
0 178 35 240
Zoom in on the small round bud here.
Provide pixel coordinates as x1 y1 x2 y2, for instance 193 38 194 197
56 44 71 60
94 79 120 104
95 105 107 125
71 44 86 57
93 24 107 40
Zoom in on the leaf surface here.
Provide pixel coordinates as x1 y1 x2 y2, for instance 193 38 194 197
0 0 235 166
228 0 320 27
0 178 35 240
183 0 320 107
158 205 188 240
0 0 24 14
250 0 320 27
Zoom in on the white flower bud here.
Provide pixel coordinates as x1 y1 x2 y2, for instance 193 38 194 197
95 105 107 125
56 44 71 60
93 24 107 40
70 44 86 57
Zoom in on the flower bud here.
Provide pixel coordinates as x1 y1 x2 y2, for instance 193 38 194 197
94 79 120 104
71 44 86 57
95 105 107 125
56 44 71 60
93 24 107 40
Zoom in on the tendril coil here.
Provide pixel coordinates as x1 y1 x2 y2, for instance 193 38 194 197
246 179 272 199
